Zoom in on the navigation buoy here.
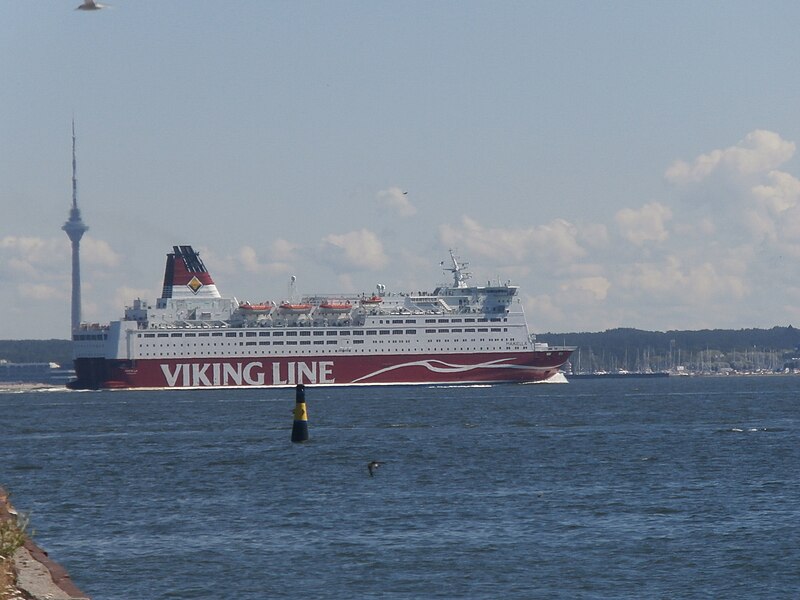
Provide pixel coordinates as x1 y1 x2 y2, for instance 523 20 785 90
291 384 309 443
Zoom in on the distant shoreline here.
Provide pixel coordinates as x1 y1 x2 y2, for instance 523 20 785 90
568 372 670 379
567 371 799 379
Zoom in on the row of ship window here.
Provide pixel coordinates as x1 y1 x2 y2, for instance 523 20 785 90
136 334 514 356
73 333 107 341
139 336 508 347
377 317 506 324
138 344 513 356
137 335 515 355
138 327 507 339
74 318 508 342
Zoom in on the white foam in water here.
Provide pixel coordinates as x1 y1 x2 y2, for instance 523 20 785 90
539 372 569 384
434 384 493 388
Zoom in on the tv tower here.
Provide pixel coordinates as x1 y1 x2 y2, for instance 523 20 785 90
62 119 89 333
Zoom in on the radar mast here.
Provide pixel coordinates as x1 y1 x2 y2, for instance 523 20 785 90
442 249 470 288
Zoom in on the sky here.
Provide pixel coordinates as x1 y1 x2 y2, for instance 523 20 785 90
3 1 800 340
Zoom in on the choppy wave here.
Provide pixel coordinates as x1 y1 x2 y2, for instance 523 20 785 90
3 376 799 598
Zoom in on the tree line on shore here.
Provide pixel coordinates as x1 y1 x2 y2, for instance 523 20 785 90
0 339 72 365
2 326 800 373
538 326 800 373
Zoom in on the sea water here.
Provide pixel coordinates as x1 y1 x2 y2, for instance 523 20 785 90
2 377 799 599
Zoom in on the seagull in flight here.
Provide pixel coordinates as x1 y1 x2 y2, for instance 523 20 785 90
76 0 108 10
367 460 385 477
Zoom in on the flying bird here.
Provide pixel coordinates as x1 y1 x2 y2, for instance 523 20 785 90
367 460 385 477
76 0 108 10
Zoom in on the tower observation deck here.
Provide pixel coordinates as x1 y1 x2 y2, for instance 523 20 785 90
62 120 89 334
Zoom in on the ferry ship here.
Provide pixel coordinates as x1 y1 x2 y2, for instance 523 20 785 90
69 246 575 389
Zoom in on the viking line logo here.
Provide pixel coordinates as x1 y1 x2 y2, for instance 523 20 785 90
159 360 335 387
186 276 203 294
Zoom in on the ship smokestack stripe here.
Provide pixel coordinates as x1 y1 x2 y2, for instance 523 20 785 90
160 246 221 299
161 251 176 299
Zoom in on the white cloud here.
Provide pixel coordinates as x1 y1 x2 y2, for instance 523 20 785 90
673 217 716 238
270 238 300 262
618 256 682 295
321 229 388 270
665 130 795 184
559 276 611 301
238 246 260 273
753 203 800 259
564 263 607 278
0 241 69 336
780 287 800 323
743 208 778 242
751 170 800 214
6 256 41 279
439 216 586 265
523 293 565 328
113 286 154 311
660 131 800 274
336 273 356 291
17 282 65 301
776 209 800 249
578 223 609 248
615 202 672 245
378 187 416 217
0 236 46 253
736 169 800 248
81 237 121 268
0 236 68 273
619 256 748 302
209 241 300 279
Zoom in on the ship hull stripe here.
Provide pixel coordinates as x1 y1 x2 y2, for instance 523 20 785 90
71 352 569 390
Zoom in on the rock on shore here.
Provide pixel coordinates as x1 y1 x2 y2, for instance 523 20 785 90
0 486 90 600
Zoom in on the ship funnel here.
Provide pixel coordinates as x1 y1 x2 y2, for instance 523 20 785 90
160 245 222 299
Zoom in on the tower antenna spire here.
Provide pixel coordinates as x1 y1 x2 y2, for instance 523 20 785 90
63 119 89 333
72 117 78 210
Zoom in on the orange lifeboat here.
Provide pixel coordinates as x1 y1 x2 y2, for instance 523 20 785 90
320 300 352 312
239 301 274 313
279 301 313 312
360 295 383 305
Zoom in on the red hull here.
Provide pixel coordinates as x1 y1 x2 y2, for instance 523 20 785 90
71 350 572 390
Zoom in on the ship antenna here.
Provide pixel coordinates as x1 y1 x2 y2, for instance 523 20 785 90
442 249 470 288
